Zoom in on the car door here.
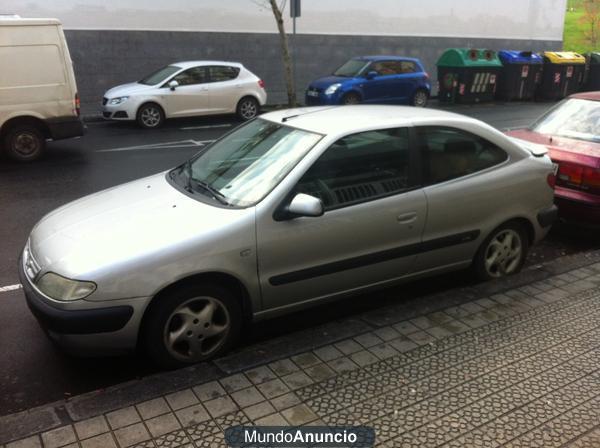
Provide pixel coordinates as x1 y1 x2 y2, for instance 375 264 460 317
205 65 241 113
361 61 400 103
413 126 510 272
162 66 210 117
256 127 428 311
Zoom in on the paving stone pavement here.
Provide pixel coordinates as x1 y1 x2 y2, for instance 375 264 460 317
3 258 600 447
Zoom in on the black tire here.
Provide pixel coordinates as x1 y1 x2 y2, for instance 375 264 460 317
236 96 259 121
143 283 242 368
342 92 361 105
411 89 429 107
136 103 165 129
473 221 529 281
2 123 46 162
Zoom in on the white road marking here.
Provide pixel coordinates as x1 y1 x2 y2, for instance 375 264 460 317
0 284 22 293
96 139 215 153
180 124 232 130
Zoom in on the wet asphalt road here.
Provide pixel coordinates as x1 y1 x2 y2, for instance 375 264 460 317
1 102 599 416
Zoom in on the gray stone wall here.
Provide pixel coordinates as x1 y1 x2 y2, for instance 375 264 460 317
65 30 562 116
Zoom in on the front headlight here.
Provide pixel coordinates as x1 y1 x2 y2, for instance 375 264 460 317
109 96 129 105
324 83 341 95
36 272 96 301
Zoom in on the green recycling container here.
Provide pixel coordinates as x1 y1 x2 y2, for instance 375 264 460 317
582 52 600 91
437 48 502 104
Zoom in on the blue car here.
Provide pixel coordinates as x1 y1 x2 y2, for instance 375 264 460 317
305 56 431 107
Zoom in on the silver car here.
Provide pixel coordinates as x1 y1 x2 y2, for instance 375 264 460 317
20 106 557 367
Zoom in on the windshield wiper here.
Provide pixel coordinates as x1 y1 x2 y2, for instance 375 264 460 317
179 162 230 205
192 179 230 206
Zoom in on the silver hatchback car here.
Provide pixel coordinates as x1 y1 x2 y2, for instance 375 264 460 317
20 106 557 367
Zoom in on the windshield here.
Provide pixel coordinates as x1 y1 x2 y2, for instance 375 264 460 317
139 65 181 85
531 98 600 143
333 59 369 77
173 119 322 207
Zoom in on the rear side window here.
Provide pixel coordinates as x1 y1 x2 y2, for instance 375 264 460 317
295 128 414 210
370 61 404 76
400 61 418 73
208 66 240 82
417 127 507 185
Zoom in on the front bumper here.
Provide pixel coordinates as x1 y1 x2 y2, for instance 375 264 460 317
304 90 341 106
19 259 133 335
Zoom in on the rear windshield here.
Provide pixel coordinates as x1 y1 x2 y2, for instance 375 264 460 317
531 98 600 143
139 65 181 85
333 59 369 77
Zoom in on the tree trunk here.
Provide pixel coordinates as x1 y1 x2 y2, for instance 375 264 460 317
268 0 296 107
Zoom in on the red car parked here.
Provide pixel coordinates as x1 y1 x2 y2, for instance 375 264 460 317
507 92 600 223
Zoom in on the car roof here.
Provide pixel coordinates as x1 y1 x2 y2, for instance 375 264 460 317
355 55 422 63
170 61 243 69
570 91 600 101
261 105 477 135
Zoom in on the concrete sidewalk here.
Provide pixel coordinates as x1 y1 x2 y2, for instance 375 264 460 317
2 250 600 448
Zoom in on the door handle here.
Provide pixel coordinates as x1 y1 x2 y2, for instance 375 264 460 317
201 86 209 91
397 212 418 224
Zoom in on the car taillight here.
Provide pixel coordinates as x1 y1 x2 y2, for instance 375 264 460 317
424 72 430 80
258 79 265 89
582 167 600 191
74 93 81 117
556 163 600 193
557 163 583 185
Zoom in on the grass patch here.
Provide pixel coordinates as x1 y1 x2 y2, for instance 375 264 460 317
564 0 599 53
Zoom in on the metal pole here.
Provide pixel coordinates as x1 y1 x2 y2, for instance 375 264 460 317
293 15 297 103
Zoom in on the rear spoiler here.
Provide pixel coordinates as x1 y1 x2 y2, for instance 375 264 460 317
508 137 548 157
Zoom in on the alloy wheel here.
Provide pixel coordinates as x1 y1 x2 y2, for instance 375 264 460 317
140 106 162 127
163 296 231 362
239 99 258 120
413 91 428 107
484 229 523 278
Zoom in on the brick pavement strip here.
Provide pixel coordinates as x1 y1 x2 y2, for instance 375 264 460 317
3 257 600 446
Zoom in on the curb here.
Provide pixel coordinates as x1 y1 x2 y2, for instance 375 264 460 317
2 248 599 444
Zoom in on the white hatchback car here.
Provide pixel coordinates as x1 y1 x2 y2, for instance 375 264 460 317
102 61 267 128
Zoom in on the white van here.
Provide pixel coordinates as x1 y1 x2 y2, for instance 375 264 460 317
0 17 83 161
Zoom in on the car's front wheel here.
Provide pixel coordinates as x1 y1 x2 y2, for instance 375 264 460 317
237 97 259 121
342 92 361 105
143 283 242 368
136 103 165 129
474 222 529 280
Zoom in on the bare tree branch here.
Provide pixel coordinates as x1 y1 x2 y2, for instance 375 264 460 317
267 0 296 106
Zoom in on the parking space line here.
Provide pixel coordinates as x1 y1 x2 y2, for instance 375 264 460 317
180 124 232 130
96 139 215 153
0 284 22 294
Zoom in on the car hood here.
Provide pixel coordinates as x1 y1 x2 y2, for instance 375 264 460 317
104 82 156 98
29 172 253 279
507 128 600 168
308 75 355 90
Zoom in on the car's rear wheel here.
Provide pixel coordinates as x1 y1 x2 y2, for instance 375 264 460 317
2 123 46 162
474 222 529 280
143 283 242 368
342 92 361 105
412 89 429 107
236 97 259 121
137 103 165 129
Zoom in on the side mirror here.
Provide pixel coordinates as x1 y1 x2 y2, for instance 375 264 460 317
366 71 378 80
168 80 179 91
284 193 324 219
